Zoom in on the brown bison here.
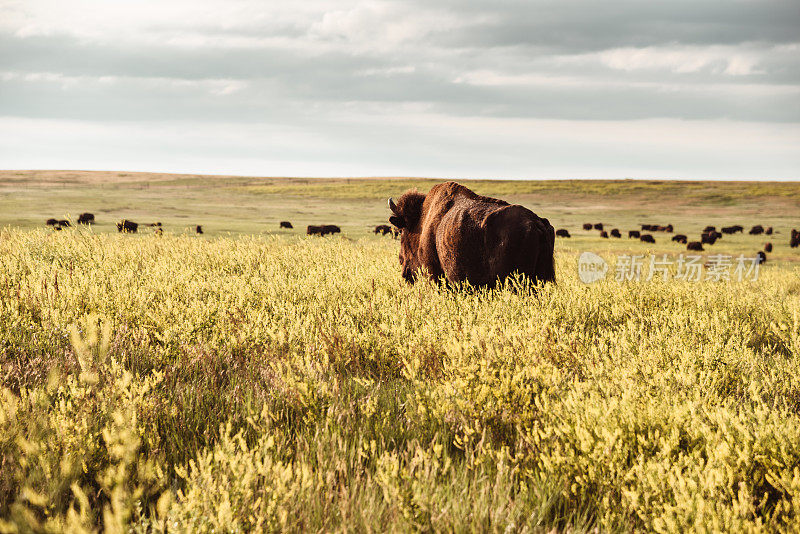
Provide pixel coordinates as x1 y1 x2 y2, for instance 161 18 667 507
721 225 739 234
764 242 772 253
46 218 59 226
703 226 716 233
387 182 554 287
582 223 593 231
117 220 138 233
556 229 571 238
610 228 621 238
321 224 341 235
757 251 767 264
77 213 95 225
196 225 203 234
280 221 293 229
641 224 654 231
628 230 640 239
687 241 704 251
593 223 604 231
765 226 773 235
600 230 609 238
374 224 392 235
791 229 799 248
672 234 687 244
701 232 718 245
640 234 655 243
749 225 764 235
307 225 323 235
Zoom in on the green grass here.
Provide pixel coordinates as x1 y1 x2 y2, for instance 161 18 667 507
1 172 800 531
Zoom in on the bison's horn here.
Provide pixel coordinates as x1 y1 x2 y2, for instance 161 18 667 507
388 198 397 213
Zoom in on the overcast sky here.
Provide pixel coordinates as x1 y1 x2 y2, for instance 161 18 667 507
1 0 798 179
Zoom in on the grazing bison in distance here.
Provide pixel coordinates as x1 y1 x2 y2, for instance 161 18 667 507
600 230 609 238
77 213 95 225
374 224 392 235
672 234 687 244
593 223 604 231
556 229 571 238
387 181 554 287
610 229 621 238
196 225 203 234
46 218 58 226
280 221 293 229
791 229 799 248
321 225 341 235
757 251 767 264
704 226 716 233
764 242 772 253
582 223 593 231
307 225 323 235
640 234 655 244
765 226 773 235
117 220 138 233
701 232 718 245
749 225 764 235
628 230 640 239
687 241 704 251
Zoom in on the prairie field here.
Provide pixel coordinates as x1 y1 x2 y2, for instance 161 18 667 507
2 172 800 532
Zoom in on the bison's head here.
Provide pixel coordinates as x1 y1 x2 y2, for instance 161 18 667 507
388 190 425 282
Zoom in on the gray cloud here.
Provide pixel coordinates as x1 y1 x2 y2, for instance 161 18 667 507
0 0 797 178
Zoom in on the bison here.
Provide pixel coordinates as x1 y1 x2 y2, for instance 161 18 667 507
117 220 138 233
387 182 554 287
610 229 621 238
749 225 764 235
764 242 772 253
641 224 654 231
757 251 767 264
77 213 95 225
628 230 640 239
765 226 773 235
46 218 58 226
556 229 571 238
307 225 323 235
640 234 655 244
600 230 609 238
672 234 687 244
582 223 593 231
704 226 716 233
791 229 799 248
687 241 704 251
196 225 203 234
701 232 718 245
374 224 392 235
280 221 293 229
321 224 341 235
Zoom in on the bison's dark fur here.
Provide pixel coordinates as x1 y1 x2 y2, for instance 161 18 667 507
757 251 767 264
610 229 621 238
600 230 608 238
790 229 799 248
672 234 687 244
593 223 604 231
704 226 716 233
582 223 592 231
46 218 58 226
556 229 571 238
388 182 554 287
765 226 773 235
764 242 772 253
307 225 322 235
280 221 293 229
196 225 203 234
374 224 392 235
640 234 655 244
117 220 138 233
749 225 764 235
77 213 95 225
687 241 704 251
628 230 640 239
701 232 718 245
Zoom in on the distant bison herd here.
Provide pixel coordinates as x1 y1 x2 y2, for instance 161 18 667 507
38 183 800 288
558 220 796 264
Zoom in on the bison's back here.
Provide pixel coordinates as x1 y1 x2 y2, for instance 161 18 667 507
435 202 554 287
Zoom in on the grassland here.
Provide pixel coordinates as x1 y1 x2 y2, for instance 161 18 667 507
1 172 800 531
